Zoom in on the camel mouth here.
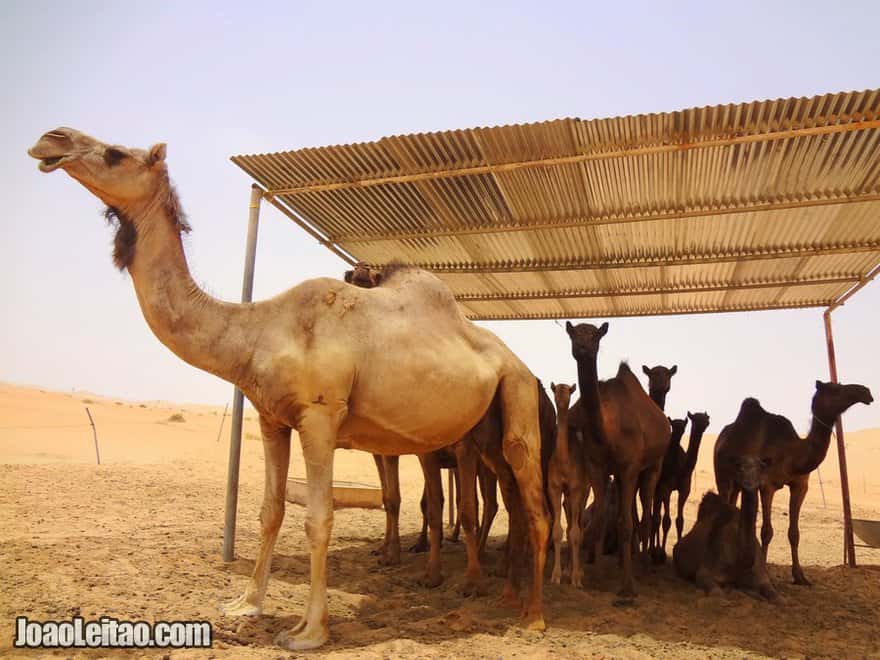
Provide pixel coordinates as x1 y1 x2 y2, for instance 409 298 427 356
28 148 74 173
29 130 79 173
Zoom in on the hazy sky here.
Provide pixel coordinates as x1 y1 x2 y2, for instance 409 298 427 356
2 1 878 433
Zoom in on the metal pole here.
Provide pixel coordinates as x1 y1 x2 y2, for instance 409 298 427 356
223 184 263 562
823 309 856 567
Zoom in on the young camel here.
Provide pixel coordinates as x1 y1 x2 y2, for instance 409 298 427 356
29 128 550 650
651 412 711 560
565 322 670 597
649 416 688 559
547 383 590 587
715 381 873 585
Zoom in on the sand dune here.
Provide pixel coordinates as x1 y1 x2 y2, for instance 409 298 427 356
1 383 878 658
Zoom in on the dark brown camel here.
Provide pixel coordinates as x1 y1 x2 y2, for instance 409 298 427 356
673 488 777 601
642 364 677 411
715 381 873 585
651 412 711 561
547 382 590 587
565 321 670 597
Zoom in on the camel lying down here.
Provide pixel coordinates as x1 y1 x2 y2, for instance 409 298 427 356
673 491 777 601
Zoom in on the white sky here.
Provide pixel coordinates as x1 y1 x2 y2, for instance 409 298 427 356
2 1 878 432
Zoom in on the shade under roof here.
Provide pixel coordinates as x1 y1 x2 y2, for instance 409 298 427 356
231 89 880 320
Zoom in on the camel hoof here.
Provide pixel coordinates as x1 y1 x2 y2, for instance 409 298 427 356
459 579 488 598
219 595 261 617
792 574 812 586
376 551 401 567
274 626 329 651
496 586 521 610
418 572 444 589
520 613 546 633
570 573 583 589
650 547 666 564
550 570 562 585
408 540 429 554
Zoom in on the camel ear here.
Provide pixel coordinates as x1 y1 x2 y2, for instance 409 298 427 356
687 411 693 420
670 365 678 375
598 321 609 336
344 270 354 283
642 365 650 376
570 383 576 394
550 381 556 390
667 416 673 425
815 380 824 390
565 321 574 336
148 143 167 166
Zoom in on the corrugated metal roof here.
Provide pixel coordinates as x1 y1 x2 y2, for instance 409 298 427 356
232 89 880 320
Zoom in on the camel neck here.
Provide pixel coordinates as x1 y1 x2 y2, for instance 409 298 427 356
683 426 705 477
125 201 256 388
650 390 667 411
555 406 570 464
575 356 604 445
796 416 835 474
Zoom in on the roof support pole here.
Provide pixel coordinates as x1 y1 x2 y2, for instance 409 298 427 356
822 309 856 567
223 184 263 562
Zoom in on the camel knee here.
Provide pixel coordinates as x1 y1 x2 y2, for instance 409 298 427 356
788 526 799 547
304 512 333 547
259 500 285 535
761 522 774 547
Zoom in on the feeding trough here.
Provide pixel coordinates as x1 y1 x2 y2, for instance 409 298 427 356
852 519 880 549
286 477 383 510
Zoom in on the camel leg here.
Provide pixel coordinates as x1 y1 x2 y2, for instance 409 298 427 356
789 477 811 586
617 469 639 598
500 379 549 631
373 455 401 565
454 441 486 596
548 475 564 584
676 482 690 543
477 464 498 557
661 494 673 553
274 414 336 651
568 479 589 588
221 420 291 617
417 453 444 588
759 486 775 563
585 467 607 565
409 485 431 553
450 468 462 542
638 466 662 563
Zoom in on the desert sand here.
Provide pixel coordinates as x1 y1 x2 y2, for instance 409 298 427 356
1 382 878 658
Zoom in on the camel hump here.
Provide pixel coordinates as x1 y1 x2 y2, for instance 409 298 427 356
697 491 726 519
616 361 634 378
736 397 765 422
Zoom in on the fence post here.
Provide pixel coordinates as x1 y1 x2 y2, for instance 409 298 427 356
85 407 100 465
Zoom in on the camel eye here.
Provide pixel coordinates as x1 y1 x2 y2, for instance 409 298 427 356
104 147 127 166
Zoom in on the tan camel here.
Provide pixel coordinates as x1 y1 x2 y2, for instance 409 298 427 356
673 489 777 601
29 128 550 650
715 381 873 586
565 321 670 597
547 382 590 587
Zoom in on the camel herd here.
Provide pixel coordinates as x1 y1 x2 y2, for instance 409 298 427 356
28 128 874 651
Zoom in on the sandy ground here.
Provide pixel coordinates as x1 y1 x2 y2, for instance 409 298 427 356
1 382 878 659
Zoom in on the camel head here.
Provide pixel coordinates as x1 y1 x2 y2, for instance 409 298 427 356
727 455 770 492
668 416 688 443
686 411 710 435
565 321 608 362
642 364 677 399
812 380 873 424
29 127 170 211
550 382 576 411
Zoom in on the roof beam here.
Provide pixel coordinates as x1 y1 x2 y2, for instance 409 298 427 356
453 275 859 302
464 300 826 321
414 243 880 274
259 117 880 196
324 193 880 244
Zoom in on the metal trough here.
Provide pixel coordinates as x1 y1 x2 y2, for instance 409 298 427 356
286 477 383 510
852 518 880 549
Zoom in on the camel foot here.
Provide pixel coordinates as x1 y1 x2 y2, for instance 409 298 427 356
376 549 401 566
274 624 329 651
520 611 546 633
792 571 812 586
616 584 638 601
570 571 583 589
550 568 562 585
459 578 488 598
408 538 430 553
219 594 262 617
612 596 637 608
650 547 666 564
417 572 444 589
496 584 521 610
